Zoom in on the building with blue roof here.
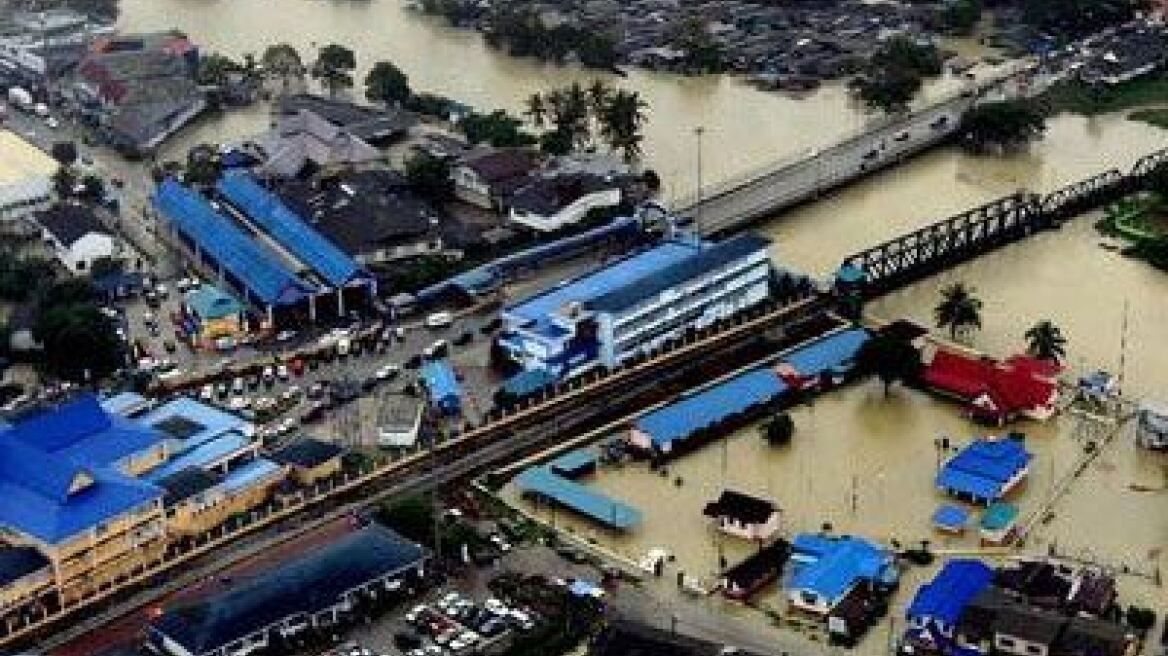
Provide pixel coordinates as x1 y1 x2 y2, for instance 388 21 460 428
777 328 870 389
421 360 461 415
936 438 1032 505
787 534 898 615
630 368 787 455
498 233 772 377
216 173 374 319
148 523 427 656
154 178 315 312
515 466 641 530
0 394 168 606
907 559 994 637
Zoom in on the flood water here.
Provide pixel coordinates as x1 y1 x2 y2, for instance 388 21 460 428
120 0 1168 643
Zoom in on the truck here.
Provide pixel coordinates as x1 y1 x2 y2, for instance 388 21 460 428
7 87 32 112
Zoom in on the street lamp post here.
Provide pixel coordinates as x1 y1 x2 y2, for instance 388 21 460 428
694 126 705 236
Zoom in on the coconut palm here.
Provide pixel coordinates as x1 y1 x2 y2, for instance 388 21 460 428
1025 320 1067 361
600 89 649 161
586 78 612 116
524 93 546 128
934 282 983 340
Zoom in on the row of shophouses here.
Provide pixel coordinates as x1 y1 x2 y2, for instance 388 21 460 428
0 392 344 624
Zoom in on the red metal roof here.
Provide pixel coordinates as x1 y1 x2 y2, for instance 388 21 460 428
925 350 1057 421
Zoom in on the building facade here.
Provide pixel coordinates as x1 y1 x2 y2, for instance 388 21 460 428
0 130 55 218
498 233 772 378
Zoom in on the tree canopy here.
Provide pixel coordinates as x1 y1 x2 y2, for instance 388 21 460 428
50 141 78 167
855 332 923 395
934 282 983 340
856 37 944 113
960 100 1046 153
365 60 412 107
33 280 122 382
1025 320 1067 361
459 110 536 148
1021 0 1141 39
261 43 304 93
405 153 454 203
311 43 357 98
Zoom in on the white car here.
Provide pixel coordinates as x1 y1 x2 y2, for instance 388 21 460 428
489 533 512 552
45 116 58 129
425 311 453 329
376 364 400 380
276 364 289 380
200 384 214 401
276 329 297 342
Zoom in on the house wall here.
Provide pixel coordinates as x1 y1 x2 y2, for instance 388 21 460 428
166 476 279 537
788 586 837 615
717 512 781 541
353 236 443 265
508 187 622 232
59 232 117 274
0 176 51 218
286 458 342 487
0 563 53 612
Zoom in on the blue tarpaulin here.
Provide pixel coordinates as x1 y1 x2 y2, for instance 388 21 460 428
936 438 1032 503
421 360 461 414
217 172 366 288
789 534 896 606
906 559 993 627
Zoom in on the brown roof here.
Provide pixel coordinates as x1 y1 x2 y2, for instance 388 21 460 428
461 149 537 184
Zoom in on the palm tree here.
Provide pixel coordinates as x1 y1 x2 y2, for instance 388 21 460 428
586 78 612 117
934 282 983 340
524 93 546 128
563 82 592 149
1025 320 1067 361
600 89 649 161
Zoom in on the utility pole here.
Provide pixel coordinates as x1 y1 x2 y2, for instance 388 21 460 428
694 126 705 237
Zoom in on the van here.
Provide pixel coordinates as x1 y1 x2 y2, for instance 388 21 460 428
425 312 453 329
424 340 448 359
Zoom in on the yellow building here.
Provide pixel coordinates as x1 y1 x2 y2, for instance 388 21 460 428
271 437 344 487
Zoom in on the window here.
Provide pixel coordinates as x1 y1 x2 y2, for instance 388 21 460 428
999 637 1016 648
1025 646 1042 656
76 259 87 271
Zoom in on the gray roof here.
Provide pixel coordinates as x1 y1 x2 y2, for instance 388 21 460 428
510 172 620 216
257 109 382 179
158 466 219 506
150 524 426 655
35 203 109 247
275 93 417 142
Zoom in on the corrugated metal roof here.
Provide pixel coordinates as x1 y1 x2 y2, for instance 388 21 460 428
220 458 281 495
151 524 426 654
789 535 893 604
217 172 365 288
936 438 1031 502
144 432 251 483
153 178 313 306
185 285 243 321
548 449 596 478
781 328 870 378
515 466 640 530
635 369 787 449
137 396 250 452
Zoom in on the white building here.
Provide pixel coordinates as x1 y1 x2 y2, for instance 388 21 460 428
35 203 118 274
497 233 772 377
702 490 781 541
0 130 56 218
508 173 623 232
1136 401 1168 449
452 149 537 210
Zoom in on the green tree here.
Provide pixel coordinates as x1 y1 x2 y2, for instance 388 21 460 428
89 256 124 279
52 165 76 199
1025 320 1067 361
855 332 923 396
34 304 122 382
525 93 547 128
858 70 922 113
365 60 411 107
80 174 105 201
196 52 242 86
538 128 573 156
50 141 78 167
762 413 794 446
311 43 357 98
38 278 98 310
459 110 535 148
960 100 1046 153
599 89 649 161
941 0 982 35
858 36 943 113
934 282 983 340
184 145 222 188
668 16 724 73
586 79 612 118
1021 0 1140 39
261 43 304 94
405 153 453 203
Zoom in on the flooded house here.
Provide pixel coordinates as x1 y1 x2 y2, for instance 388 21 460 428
923 351 1060 426
935 437 1032 506
1135 401 1168 449
703 490 781 541
785 534 899 617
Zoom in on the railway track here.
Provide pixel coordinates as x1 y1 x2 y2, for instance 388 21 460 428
11 294 833 652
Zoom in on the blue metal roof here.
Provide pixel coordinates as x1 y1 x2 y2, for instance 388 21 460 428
782 329 870 378
587 233 771 313
138 397 251 452
932 504 970 530
635 369 787 449
100 391 152 417
185 285 244 321
980 501 1019 531
506 240 702 328
515 466 640 530
936 438 1032 502
0 437 161 544
151 524 426 655
789 535 895 604
420 360 460 410
7 394 164 469
220 458 282 495
502 368 557 398
153 178 313 306
0 546 48 587
217 172 365 288
906 559 994 626
145 432 252 483
549 449 597 478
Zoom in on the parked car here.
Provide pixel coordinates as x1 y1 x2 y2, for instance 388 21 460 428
425 311 453 329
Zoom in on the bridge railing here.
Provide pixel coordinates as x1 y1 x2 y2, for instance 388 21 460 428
672 64 1030 213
